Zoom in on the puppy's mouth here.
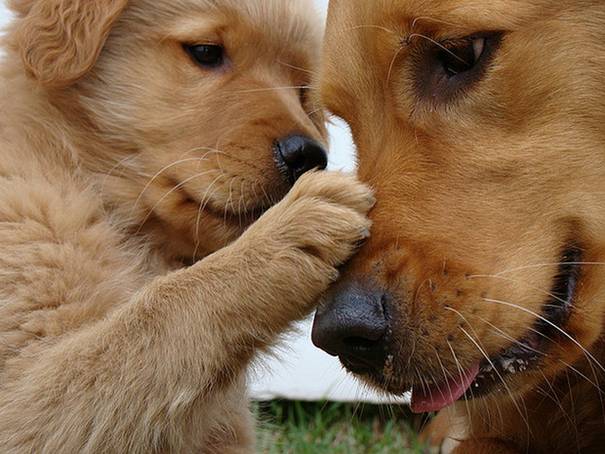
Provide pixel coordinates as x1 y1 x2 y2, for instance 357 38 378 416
205 200 270 225
409 248 582 414
178 184 277 227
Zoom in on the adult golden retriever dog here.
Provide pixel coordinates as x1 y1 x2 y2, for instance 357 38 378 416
0 0 373 452
313 0 605 452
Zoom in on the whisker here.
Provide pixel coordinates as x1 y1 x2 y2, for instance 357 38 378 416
485 262 605 276
536 369 576 429
469 274 571 308
103 153 140 179
445 306 530 433
306 107 325 117
258 181 274 209
192 174 226 261
564 371 581 448
447 341 472 423
411 16 461 30
483 298 605 374
224 177 236 226
558 359 603 393
229 85 312 95
386 45 406 86
178 146 230 160
276 60 316 76
135 170 220 233
563 357 605 426
459 326 531 433
131 157 214 216
484 297 605 425
407 33 469 65
98 153 141 199
433 347 455 404
474 314 547 357
237 180 246 229
346 24 399 35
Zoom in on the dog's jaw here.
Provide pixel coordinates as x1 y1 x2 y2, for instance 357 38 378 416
342 248 585 413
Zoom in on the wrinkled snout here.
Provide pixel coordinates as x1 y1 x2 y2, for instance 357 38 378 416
312 282 390 373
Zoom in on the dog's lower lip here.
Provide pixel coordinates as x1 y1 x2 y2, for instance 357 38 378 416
340 353 380 374
468 247 583 398
342 361 374 375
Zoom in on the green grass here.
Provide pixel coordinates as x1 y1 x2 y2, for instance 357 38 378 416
255 401 433 454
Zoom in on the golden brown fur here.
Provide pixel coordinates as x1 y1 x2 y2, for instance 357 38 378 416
318 0 605 452
0 0 373 452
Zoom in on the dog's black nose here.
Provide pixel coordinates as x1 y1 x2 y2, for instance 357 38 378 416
312 283 389 373
275 135 328 184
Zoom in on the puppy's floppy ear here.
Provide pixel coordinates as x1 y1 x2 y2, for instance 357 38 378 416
15 0 128 87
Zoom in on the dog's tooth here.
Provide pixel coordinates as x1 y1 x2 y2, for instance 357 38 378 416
500 358 518 374
383 355 395 377
500 358 513 369
481 364 494 373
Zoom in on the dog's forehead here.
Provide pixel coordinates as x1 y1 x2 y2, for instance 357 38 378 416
326 0 544 32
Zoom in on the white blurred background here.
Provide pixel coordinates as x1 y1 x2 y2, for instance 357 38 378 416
0 0 400 403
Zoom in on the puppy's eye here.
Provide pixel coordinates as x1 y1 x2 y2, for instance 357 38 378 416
439 37 485 77
185 44 225 69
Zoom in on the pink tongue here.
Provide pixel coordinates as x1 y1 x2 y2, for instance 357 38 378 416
411 363 480 414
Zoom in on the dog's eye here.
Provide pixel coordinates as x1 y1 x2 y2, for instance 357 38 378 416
438 38 485 77
414 33 503 103
299 87 308 106
185 44 225 69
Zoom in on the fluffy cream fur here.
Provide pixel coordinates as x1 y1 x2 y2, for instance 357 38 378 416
0 0 373 452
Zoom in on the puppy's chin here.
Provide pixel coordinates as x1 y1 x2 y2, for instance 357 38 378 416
137 195 263 262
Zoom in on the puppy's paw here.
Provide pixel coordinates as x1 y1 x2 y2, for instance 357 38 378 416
246 171 374 284
286 170 376 219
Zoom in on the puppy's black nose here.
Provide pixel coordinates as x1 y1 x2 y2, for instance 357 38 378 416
312 283 389 374
275 135 328 184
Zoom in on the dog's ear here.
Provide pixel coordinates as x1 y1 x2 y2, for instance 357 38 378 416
14 0 128 87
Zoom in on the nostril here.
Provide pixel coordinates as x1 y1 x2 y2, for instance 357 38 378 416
343 336 382 350
312 286 391 372
274 135 328 184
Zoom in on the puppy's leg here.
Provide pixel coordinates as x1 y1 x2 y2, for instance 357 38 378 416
204 385 255 454
0 171 372 453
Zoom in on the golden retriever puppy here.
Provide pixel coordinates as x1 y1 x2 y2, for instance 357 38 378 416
312 1 605 452
0 0 373 452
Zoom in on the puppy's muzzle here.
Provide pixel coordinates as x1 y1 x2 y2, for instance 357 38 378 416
274 135 327 185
